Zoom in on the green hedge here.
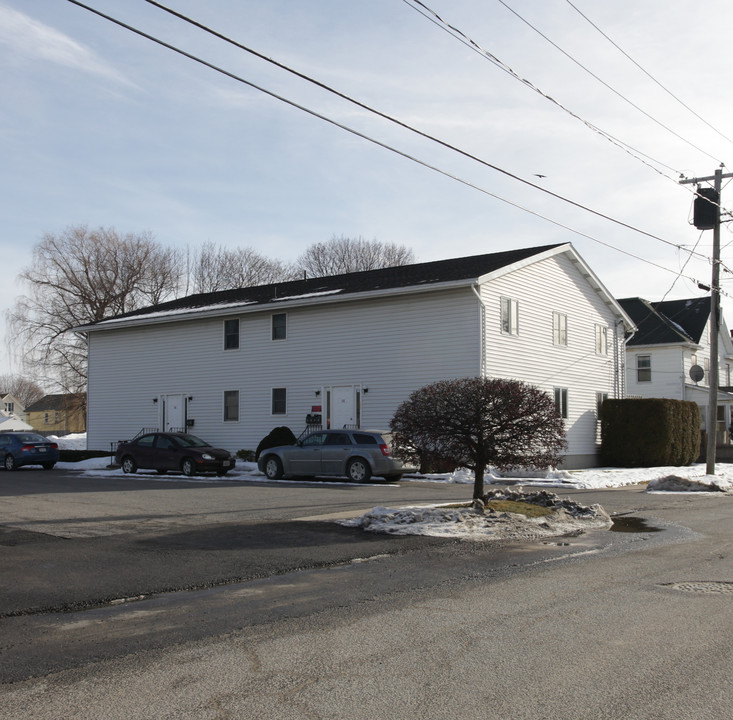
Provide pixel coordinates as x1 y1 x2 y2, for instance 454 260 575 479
600 398 700 467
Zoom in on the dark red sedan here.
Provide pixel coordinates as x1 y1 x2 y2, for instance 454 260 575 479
115 432 236 477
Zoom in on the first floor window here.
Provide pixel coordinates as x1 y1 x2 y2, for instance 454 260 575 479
594 324 608 355
501 297 519 335
554 387 568 419
596 392 608 421
637 355 651 382
224 390 239 421
272 387 287 415
553 312 568 346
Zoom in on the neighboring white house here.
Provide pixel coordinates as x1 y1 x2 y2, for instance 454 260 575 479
77 243 635 468
618 296 733 442
0 393 25 422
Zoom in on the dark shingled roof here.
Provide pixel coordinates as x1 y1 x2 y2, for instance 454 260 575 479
94 243 564 325
619 296 710 346
25 393 85 413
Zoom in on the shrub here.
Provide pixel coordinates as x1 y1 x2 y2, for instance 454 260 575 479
255 426 296 460
600 398 700 467
236 449 256 462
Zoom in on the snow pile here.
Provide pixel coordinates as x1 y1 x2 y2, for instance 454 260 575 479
49 433 88 450
338 488 612 541
647 474 733 493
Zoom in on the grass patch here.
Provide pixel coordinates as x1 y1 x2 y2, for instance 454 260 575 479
444 500 555 518
486 499 554 518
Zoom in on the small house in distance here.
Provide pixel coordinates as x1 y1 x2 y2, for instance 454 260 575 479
25 394 86 435
618 296 733 443
77 243 634 468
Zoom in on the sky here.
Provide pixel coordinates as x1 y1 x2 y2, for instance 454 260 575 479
3 0 733 381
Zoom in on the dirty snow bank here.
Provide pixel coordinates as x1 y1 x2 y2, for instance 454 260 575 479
338 488 613 541
647 474 733 493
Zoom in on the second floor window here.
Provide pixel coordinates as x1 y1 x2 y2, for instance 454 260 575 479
637 355 651 382
595 324 608 355
501 297 519 335
272 313 287 341
224 318 239 350
553 312 567 346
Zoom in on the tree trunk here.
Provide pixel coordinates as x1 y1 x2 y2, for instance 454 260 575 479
473 463 485 499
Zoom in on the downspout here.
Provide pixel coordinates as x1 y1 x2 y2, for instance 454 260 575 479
472 284 487 377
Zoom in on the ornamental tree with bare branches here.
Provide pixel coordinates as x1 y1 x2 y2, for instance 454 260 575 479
297 235 415 277
390 377 566 499
0 374 44 408
8 226 181 392
189 241 293 294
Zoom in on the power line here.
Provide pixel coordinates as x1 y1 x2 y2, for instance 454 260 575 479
565 0 733 148
401 0 682 179
136 0 717 267
65 0 727 295
496 0 725 166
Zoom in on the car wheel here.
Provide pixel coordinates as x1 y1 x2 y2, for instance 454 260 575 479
4 454 17 471
42 463 55 470
346 458 371 483
384 474 403 482
121 456 137 474
263 455 283 480
181 458 196 476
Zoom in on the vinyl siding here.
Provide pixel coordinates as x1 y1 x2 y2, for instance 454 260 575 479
479 253 624 461
87 288 480 452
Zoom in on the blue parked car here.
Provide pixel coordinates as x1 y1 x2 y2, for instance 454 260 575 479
0 432 60 470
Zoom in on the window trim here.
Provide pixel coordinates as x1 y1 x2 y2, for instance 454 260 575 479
552 311 568 346
271 387 287 416
223 390 240 422
636 354 651 383
554 387 568 419
500 297 519 336
594 324 608 356
271 312 287 341
223 318 240 351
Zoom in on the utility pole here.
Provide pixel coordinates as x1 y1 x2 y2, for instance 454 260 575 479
680 167 733 474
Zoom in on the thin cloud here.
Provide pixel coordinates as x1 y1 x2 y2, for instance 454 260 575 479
0 4 133 86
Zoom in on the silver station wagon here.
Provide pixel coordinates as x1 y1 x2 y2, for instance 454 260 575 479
258 429 415 482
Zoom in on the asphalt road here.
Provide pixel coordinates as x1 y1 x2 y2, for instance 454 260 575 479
2 467 733 719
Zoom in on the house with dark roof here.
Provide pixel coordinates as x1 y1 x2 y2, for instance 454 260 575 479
77 243 634 468
618 296 733 442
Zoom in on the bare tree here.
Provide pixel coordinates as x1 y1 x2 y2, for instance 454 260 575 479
190 242 294 293
391 377 567 499
297 236 415 277
0 374 45 408
8 225 182 392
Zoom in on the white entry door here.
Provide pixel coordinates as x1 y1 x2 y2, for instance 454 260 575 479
330 386 356 429
164 394 185 431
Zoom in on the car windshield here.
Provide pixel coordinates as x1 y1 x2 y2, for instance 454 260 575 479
174 434 211 448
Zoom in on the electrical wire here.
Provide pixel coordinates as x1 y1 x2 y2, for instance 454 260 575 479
65 0 728 296
565 0 733 149
134 0 719 270
496 0 724 166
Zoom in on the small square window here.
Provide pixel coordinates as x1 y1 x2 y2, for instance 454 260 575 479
272 387 287 415
224 318 239 350
224 390 239 421
272 313 287 341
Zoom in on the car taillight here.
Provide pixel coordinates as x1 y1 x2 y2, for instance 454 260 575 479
49 443 58 450
20 444 34 452
379 444 391 456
